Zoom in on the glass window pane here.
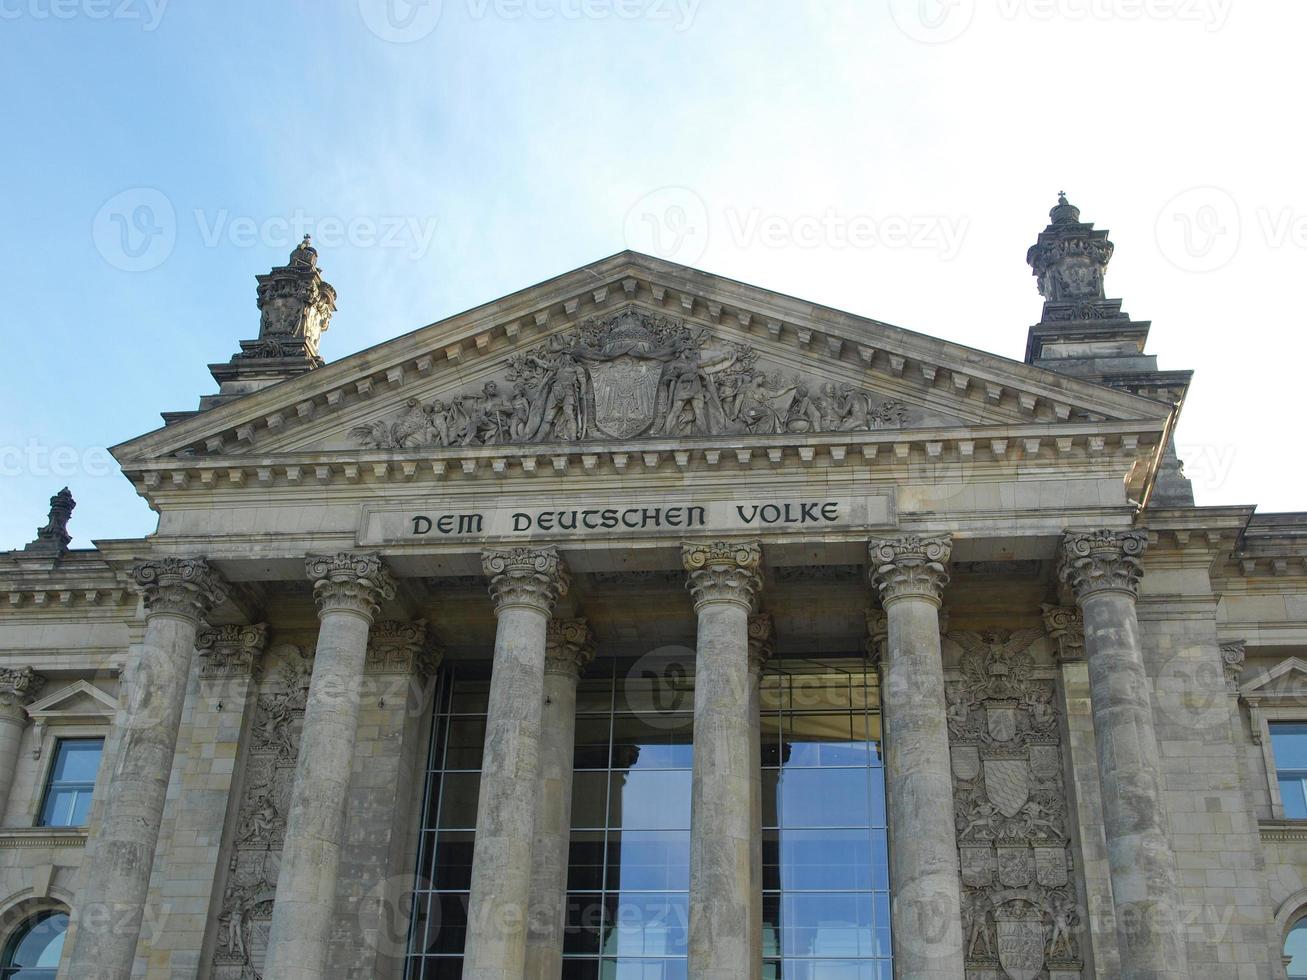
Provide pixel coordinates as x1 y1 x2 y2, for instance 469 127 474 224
609 771 691 831
780 769 870 828
606 831 690 892
568 831 606 891
436 773 481 830
564 893 604 956
571 771 610 830
430 832 474 890
6 912 68 968
443 717 486 769
1287 919 1307 979
600 958 688 980
779 893 875 958
780 960 879 980
1273 723 1307 769
51 740 102 782
601 893 688 958
785 714 869 768
1282 778 1307 820
575 718 613 770
611 715 692 770
777 830 873 891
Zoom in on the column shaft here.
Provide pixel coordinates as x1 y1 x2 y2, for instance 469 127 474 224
684 541 762 980
869 536 964 980
464 548 569 980
64 559 226 980
525 619 593 980
0 668 43 821
1061 530 1189 979
263 553 396 980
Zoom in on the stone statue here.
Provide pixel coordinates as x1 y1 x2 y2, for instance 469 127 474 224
23 487 75 556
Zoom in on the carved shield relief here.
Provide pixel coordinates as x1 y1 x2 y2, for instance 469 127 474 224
588 355 662 439
983 757 1030 818
995 916 1046 980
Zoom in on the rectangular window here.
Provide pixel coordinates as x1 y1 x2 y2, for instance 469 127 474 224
1271 722 1307 819
38 738 103 827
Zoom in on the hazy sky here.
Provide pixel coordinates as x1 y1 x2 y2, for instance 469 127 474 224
0 0 1299 549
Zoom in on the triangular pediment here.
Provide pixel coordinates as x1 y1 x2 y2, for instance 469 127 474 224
112 252 1173 496
1241 658 1307 701
26 680 119 723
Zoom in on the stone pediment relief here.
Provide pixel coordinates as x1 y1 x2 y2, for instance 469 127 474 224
319 308 961 454
1241 657 1307 702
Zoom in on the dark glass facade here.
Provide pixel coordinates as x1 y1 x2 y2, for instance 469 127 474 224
404 658 890 979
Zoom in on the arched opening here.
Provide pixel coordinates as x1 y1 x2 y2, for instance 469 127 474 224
0 911 68 980
1287 913 1307 979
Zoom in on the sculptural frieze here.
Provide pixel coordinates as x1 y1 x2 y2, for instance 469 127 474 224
947 628 1082 979
350 308 909 449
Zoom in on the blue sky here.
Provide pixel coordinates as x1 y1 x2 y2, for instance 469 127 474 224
1 0 1302 548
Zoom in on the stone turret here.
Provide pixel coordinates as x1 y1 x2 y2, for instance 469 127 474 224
191 236 338 414
1024 194 1195 505
22 487 75 557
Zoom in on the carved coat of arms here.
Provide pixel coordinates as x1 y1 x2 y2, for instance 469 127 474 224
587 355 662 439
995 914 1046 980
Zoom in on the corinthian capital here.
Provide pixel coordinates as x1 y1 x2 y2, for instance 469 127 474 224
867 535 951 607
0 667 45 718
682 540 763 611
1059 529 1147 602
306 552 396 620
546 619 595 677
747 613 775 673
197 623 269 678
482 547 570 615
367 620 443 676
133 557 228 622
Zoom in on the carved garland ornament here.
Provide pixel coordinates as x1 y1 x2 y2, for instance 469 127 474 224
947 629 1082 980
1058 529 1147 602
133 557 228 620
483 547 570 613
682 540 764 610
868 535 952 607
350 307 909 450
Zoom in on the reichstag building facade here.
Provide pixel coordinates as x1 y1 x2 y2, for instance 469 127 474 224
2 197 1304 980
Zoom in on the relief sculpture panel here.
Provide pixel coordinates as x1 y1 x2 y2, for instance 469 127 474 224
350 307 914 449
212 643 312 980
947 629 1083 980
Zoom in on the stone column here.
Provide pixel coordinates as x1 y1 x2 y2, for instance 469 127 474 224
746 613 774 980
463 547 569 980
867 535 964 979
0 667 44 822
1059 530 1190 979
263 553 396 980
64 558 228 980
524 618 594 980
683 540 763 980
